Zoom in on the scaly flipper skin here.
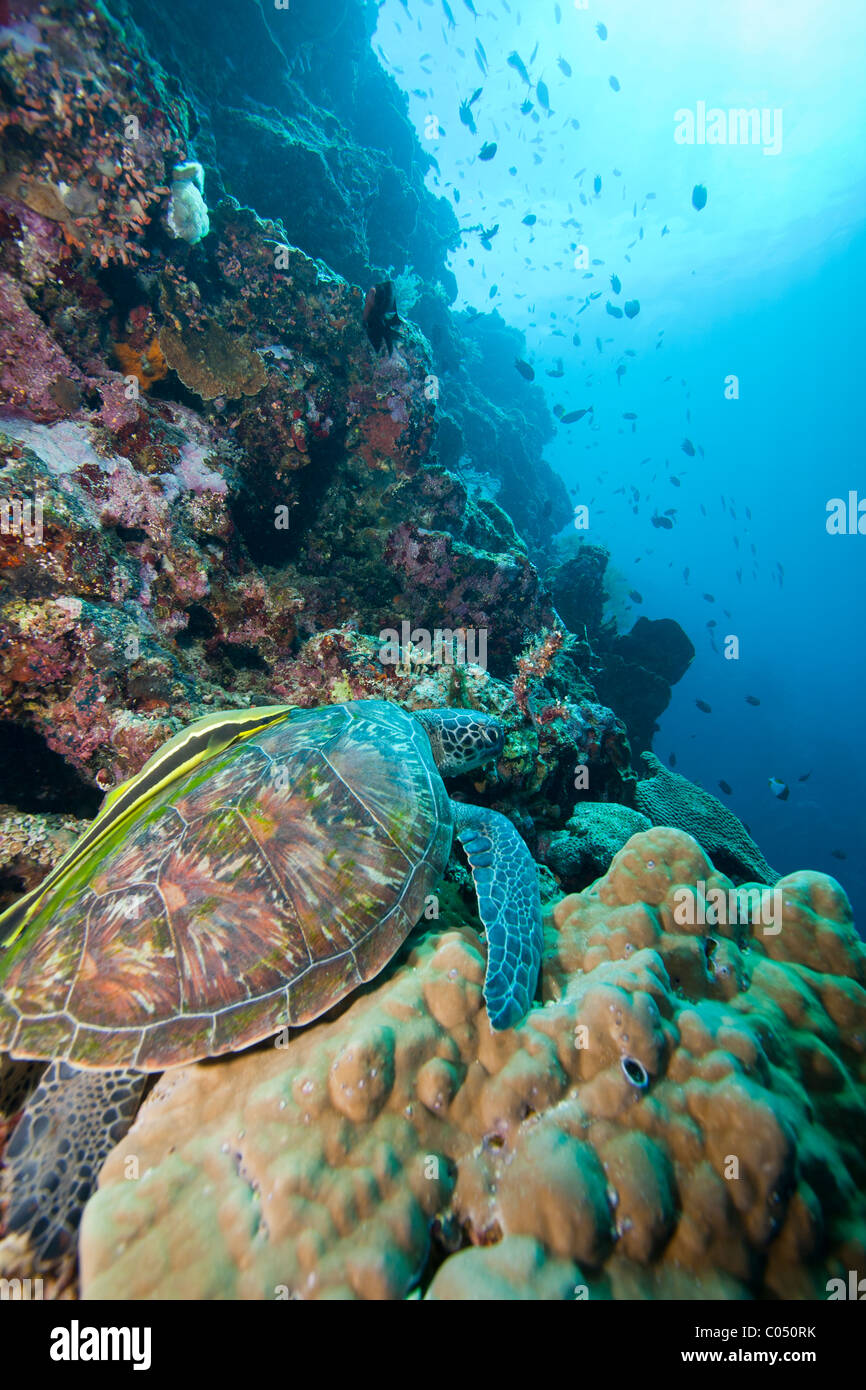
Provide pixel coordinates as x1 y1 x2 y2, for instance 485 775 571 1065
1 1061 146 1264
451 801 543 1030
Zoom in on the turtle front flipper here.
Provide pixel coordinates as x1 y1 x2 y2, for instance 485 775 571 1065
451 802 543 1030
1 1061 145 1264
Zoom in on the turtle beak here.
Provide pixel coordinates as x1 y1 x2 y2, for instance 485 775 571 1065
484 725 504 758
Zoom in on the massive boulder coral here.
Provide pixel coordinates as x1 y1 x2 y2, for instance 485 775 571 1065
79 829 865 1300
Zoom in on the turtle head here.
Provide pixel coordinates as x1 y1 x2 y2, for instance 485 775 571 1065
415 707 504 777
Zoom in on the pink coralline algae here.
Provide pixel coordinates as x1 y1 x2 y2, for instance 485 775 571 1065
0 4 186 270
0 273 87 422
174 442 228 496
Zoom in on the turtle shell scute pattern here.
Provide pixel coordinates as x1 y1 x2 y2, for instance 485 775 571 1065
0 702 452 1069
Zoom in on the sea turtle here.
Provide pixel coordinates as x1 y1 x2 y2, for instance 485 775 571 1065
0 699 543 1261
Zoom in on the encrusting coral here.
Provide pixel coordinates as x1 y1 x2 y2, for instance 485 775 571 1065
636 752 776 885
78 828 865 1301
543 803 653 890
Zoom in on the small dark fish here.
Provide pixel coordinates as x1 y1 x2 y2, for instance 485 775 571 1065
459 100 477 134
462 0 478 15
609 75 621 91
606 301 623 318
469 87 483 105
442 0 456 28
559 407 592 424
478 141 497 161
682 438 696 456
670 475 681 486
768 777 789 801
745 695 761 707
707 620 717 628
520 99 534 114
692 184 708 211
610 273 621 294
507 50 531 85
683 567 689 581
798 771 812 782
558 58 572 77
668 753 677 768
553 404 565 418
514 357 535 381
363 281 401 354
719 780 732 796
596 23 608 40
593 174 602 194
474 41 487 71
651 513 674 530
530 42 539 63
703 593 715 602
695 700 712 714
522 213 537 225
627 589 643 605
48 376 82 412
624 299 640 318
623 412 637 420
555 3 562 21
831 849 848 861
537 80 551 112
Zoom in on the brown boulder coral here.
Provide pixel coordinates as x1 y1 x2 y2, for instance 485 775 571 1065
79 829 866 1301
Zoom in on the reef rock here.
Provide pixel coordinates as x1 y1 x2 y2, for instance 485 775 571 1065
595 618 696 755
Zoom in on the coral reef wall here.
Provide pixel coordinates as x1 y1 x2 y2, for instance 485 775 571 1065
104 0 458 294
0 0 762 906
102 0 571 550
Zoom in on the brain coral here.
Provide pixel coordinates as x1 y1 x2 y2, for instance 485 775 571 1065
78 830 865 1301
636 752 776 885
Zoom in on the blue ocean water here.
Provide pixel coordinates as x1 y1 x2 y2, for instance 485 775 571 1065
375 0 866 923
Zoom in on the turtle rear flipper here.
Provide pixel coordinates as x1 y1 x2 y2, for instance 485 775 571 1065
1 1061 145 1263
452 802 543 1030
